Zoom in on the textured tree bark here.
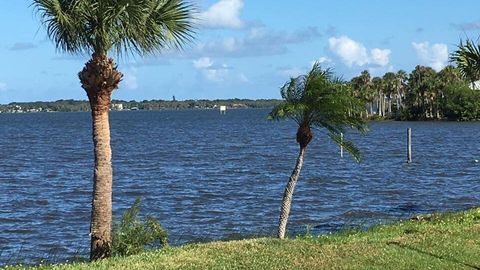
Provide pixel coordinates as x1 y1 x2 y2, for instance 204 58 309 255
296 124 312 149
79 55 122 261
277 147 306 239
89 107 113 260
277 124 311 239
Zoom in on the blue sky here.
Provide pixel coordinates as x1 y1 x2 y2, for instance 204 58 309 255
0 0 479 103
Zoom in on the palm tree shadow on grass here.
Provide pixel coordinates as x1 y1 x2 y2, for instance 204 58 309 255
387 241 480 270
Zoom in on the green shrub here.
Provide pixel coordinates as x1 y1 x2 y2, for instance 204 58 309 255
111 198 168 257
441 83 480 121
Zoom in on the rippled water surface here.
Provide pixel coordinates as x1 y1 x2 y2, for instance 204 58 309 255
1 109 479 264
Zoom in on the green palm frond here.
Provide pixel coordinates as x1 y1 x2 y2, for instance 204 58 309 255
269 61 368 161
328 132 362 162
32 0 196 56
32 0 86 53
280 77 305 103
268 102 307 124
450 38 480 83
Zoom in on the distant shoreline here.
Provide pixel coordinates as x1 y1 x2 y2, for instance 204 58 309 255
0 107 273 114
0 99 282 113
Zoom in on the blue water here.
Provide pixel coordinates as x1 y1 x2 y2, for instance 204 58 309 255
0 109 479 264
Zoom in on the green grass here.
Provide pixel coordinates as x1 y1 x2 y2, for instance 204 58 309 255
5 208 480 270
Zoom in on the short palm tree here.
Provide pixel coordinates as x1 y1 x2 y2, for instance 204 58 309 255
269 63 368 239
450 38 480 88
32 0 194 260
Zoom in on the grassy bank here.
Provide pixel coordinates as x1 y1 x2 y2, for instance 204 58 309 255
5 208 480 270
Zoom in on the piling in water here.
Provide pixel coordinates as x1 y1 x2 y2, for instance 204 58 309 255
407 128 412 163
219 105 227 115
340 133 344 158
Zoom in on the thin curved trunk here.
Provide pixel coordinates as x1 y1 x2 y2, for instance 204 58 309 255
277 147 306 239
79 55 122 261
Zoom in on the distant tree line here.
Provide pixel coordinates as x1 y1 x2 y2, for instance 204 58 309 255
0 66 480 121
2 66 479 121
350 65 480 121
123 98 282 110
0 99 282 113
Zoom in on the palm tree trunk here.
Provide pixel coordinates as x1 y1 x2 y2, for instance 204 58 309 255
388 96 392 114
277 147 306 239
90 106 113 260
396 94 400 112
382 94 386 117
79 55 122 261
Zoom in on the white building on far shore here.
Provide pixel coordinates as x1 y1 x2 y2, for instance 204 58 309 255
111 103 124 111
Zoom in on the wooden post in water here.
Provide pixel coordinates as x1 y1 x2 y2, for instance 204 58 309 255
407 128 412 163
340 133 344 158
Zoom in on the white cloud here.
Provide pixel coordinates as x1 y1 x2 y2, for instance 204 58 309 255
193 57 229 82
278 66 304 78
192 57 249 84
198 0 244 29
310 56 332 67
193 57 213 69
279 57 333 78
328 36 391 67
368 65 395 77
329 36 369 67
204 66 229 82
317 56 332 63
184 26 321 58
370 48 391 66
0 82 6 92
123 68 138 90
412 42 448 71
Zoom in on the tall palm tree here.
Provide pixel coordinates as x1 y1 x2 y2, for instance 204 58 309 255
269 63 368 239
371 77 385 117
32 0 194 260
395 70 408 113
450 38 480 88
351 70 373 117
382 72 397 116
434 66 461 119
407 66 437 119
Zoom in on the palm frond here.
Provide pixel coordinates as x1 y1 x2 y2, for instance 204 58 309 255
450 38 480 83
328 132 362 162
32 0 88 54
269 62 368 159
268 102 305 124
33 0 196 57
